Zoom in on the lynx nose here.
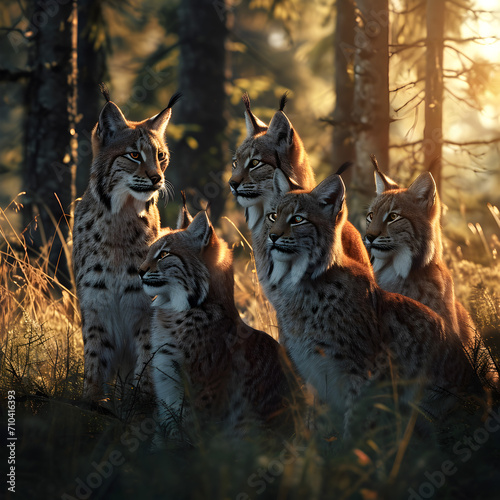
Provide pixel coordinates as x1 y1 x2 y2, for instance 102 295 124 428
269 233 282 244
148 173 162 186
138 267 148 279
229 180 240 194
365 234 377 244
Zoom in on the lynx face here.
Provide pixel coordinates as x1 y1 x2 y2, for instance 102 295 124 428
264 170 345 285
230 141 278 208
229 94 313 214
139 217 212 312
91 100 175 213
365 172 438 280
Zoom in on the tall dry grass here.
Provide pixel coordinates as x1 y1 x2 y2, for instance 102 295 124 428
1 196 500 499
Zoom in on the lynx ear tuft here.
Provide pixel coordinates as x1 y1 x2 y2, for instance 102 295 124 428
148 92 181 136
177 191 194 229
279 91 289 112
335 161 353 177
99 82 111 103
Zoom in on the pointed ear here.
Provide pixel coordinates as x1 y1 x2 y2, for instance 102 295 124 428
97 101 128 144
242 93 267 137
267 111 293 145
148 92 181 137
176 191 194 229
186 211 213 249
273 169 292 198
311 174 345 216
148 107 172 136
374 170 399 195
370 154 399 194
407 172 436 209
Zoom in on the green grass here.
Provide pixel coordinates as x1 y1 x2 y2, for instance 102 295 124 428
2 199 500 500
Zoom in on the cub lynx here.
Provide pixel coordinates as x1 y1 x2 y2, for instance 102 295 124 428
261 169 479 435
229 93 371 274
139 211 298 438
73 92 180 401
365 158 498 384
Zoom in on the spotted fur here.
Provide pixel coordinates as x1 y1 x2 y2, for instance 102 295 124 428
365 161 498 385
261 170 481 436
229 93 371 275
138 211 299 441
73 94 180 401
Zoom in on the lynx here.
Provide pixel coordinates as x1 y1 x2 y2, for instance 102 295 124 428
260 169 480 436
73 91 180 401
365 158 498 384
138 210 299 439
229 93 372 275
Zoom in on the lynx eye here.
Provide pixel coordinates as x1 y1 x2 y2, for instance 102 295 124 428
388 212 400 222
290 215 306 225
158 151 166 161
267 212 277 223
158 250 169 260
232 159 237 170
249 159 263 170
126 152 141 161
366 212 373 223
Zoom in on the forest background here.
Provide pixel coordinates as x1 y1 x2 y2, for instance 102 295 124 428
1 1 500 499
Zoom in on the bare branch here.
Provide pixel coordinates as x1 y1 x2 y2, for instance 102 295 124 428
390 140 423 149
446 36 500 44
389 39 426 48
394 91 424 113
445 86 482 112
444 44 476 65
445 138 500 147
390 79 424 93
389 42 426 56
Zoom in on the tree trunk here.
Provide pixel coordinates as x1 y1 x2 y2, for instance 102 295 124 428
173 0 229 221
351 0 390 228
76 0 108 199
423 0 445 194
23 0 78 283
333 0 356 187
